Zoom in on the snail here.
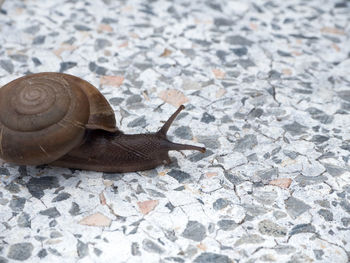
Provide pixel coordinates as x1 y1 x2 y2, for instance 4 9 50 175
0 72 205 172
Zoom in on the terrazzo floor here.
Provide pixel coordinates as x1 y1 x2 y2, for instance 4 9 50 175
0 0 350 262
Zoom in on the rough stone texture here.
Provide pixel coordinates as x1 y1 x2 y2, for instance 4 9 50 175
7 243 33 261
182 221 206 242
0 0 350 262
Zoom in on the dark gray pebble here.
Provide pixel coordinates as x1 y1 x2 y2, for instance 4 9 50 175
188 149 213 162
52 192 71 202
49 220 57 227
213 198 230 210
197 135 220 149
126 94 142 105
48 247 61 256
218 219 237 231
248 108 264 118
69 202 80 216
39 207 61 218
289 223 316 236
214 18 234 27
142 239 164 254
168 170 190 183
232 47 248 57
340 200 350 214
313 249 324 260
32 57 42 66
59 61 77 73
74 25 91 31
234 134 258 151
285 197 311 218
174 126 193 140
37 249 48 259
127 116 146 128
311 135 330 144
194 252 231 263
7 243 33 261
32 35 46 45
24 25 40 34
295 174 327 186
341 217 350 227
306 107 333 124
182 221 206 242
225 35 254 46
9 197 26 212
17 212 31 228
94 247 103 257
89 62 108 75
224 172 244 185
94 38 112 51
0 60 14 74
324 163 346 177
236 59 256 69
283 121 308 136
77 240 89 258
277 50 292 57
164 256 185 263
216 50 228 61
9 54 28 63
26 176 59 199
201 113 215 123
318 209 333 221
109 97 124 106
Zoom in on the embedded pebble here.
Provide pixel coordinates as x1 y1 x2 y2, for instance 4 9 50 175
7 243 33 261
201 113 216 124
52 192 71 202
235 234 265 246
182 221 206 242
26 177 59 199
142 239 164 254
283 122 308 136
258 220 287 237
167 169 191 183
213 198 230 210
174 126 193 140
17 212 31 228
285 197 311 219
39 207 61 218
127 116 146 128
77 240 89 258
289 224 316 236
218 219 237 231
9 197 26 212
194 253 231 263
318 209 333 221
0 60 14 74
37 249 47 259
234 134 258 151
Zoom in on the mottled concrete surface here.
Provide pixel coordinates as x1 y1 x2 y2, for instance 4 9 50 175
0 0 350 262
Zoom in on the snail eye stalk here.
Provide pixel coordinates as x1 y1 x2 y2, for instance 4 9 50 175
157 105 206 153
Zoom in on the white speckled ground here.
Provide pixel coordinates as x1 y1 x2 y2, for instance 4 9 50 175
0 0 350 262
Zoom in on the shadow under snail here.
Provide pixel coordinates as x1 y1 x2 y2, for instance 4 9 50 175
0 72 206 172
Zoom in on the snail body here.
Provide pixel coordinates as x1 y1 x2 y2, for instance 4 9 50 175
0 73 205 172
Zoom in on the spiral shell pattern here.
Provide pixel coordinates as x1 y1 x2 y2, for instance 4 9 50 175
0 73 90 165
2 76 71 132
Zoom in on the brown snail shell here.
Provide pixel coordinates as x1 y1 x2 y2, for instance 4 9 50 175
0 72 116 165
